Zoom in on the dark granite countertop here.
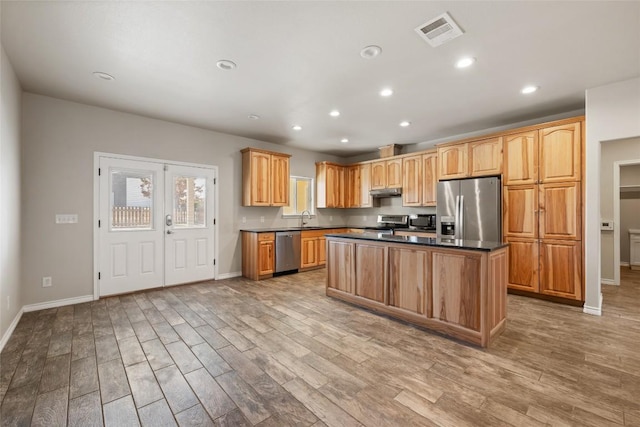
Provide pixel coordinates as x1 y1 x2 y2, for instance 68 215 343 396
240 226 353 233
325 232 508 252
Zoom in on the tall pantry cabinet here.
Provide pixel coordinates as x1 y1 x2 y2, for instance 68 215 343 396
503 120 583 301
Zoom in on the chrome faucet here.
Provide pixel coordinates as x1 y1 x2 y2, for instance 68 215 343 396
300 210 311 228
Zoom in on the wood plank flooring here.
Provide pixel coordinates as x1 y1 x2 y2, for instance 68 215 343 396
1 268 639 426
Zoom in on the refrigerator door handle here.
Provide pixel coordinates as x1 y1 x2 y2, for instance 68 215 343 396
454 195 460 239
459 195 464 239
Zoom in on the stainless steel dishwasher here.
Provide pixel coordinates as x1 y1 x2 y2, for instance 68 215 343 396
275 231 301 273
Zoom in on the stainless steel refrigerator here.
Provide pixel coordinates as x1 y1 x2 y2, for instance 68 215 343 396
436 176 501 242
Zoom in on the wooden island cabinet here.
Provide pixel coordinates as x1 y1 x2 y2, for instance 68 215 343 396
326 234 508 347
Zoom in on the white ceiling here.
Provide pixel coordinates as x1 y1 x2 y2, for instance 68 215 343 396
2 1 639 156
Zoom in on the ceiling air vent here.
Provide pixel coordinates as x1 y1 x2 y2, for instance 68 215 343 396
415 12 464 47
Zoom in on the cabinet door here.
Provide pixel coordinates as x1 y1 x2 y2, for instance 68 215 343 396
540 240 582 300
359 163 373 208
386 159 403 188
402 155 422 206
505 238 539 292
422 152 437 206
258 241 274 275
437 144 468 180
326 165 345 208
270 154 289 206
431 251 481 330
317 236 327 266
388 247 428 315
539 122 581 183
346 166 360 208
504 131 538 185
327 240 355 293
250 152 272 206
371 161 386 190
355 243 386 303
503 185 538 239
301 237 318 268
469 137 502 177
539 182 581 240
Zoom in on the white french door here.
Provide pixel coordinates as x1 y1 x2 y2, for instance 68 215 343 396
164 164 215 286
97 155 216 297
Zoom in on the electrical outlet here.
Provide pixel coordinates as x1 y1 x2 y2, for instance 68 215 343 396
242 217 246 223
56 214 78 224
260 216 265 223
42 276 52 288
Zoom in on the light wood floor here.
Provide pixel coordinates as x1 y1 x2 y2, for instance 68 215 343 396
1 268 639 426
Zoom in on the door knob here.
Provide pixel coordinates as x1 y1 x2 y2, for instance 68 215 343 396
167 230 174 235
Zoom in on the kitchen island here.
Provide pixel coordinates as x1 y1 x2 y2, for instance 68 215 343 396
325 233 509 347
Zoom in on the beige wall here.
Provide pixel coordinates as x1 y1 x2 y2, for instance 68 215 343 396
599 138 640 278
1 46 23 341
586 76 640 312
21 93 345 305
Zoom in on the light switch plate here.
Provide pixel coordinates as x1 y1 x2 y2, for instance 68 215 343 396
56 214 78 224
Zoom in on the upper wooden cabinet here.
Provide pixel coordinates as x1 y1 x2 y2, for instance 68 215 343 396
402 155 422 207
345 165 361 208
504 131 538 185
469 137 502 177
503 184 538 239
438 143 468 180
316 162 345 208
241 148 291 207
539 122 581 183
359 163 373 208
539 181 581 240
371 159 402 190
422 152 438 206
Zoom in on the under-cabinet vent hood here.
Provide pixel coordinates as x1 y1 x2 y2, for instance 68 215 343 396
414 12 464 47
370 188 402 198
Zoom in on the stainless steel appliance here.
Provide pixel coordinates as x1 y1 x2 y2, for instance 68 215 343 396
275 231 301 273
436 176 501 242
363 214 409 235
408 214 436 231
370 188 402 198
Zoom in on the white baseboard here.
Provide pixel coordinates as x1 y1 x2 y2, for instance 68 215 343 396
601 278 616 286
0 308 24 353
583 292 603 316
22 295 95 313
620 261 630 267
217 271 242 280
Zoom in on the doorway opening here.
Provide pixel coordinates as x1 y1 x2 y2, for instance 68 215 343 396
93 152 218 298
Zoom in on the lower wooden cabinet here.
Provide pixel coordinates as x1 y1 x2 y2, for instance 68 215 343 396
242 232 275 280
317 237 327 265
326 236 508 347
355 244 386 303
327 239 355 293
504 238 539 293
301 237 319 269
431 251 482 331
540 240 582 300
388 247 428 315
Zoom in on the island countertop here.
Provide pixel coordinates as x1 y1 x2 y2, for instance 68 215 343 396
325 234 509 347
240 226 352 233
325 232 507 252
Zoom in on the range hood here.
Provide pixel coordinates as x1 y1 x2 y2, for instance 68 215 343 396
370 188 402 198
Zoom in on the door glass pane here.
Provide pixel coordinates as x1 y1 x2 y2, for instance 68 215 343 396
173 176 206 228
111 169 154 230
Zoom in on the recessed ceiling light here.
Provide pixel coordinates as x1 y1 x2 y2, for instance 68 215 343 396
521 85 539 94
292 125 302 131
455 57 476 68
400 121 411 127
329 110 340 117
360 45 382 59
216 60 237 70
380 88 394 97
248 114 260 120
340 138 349 144
93 71 115 81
